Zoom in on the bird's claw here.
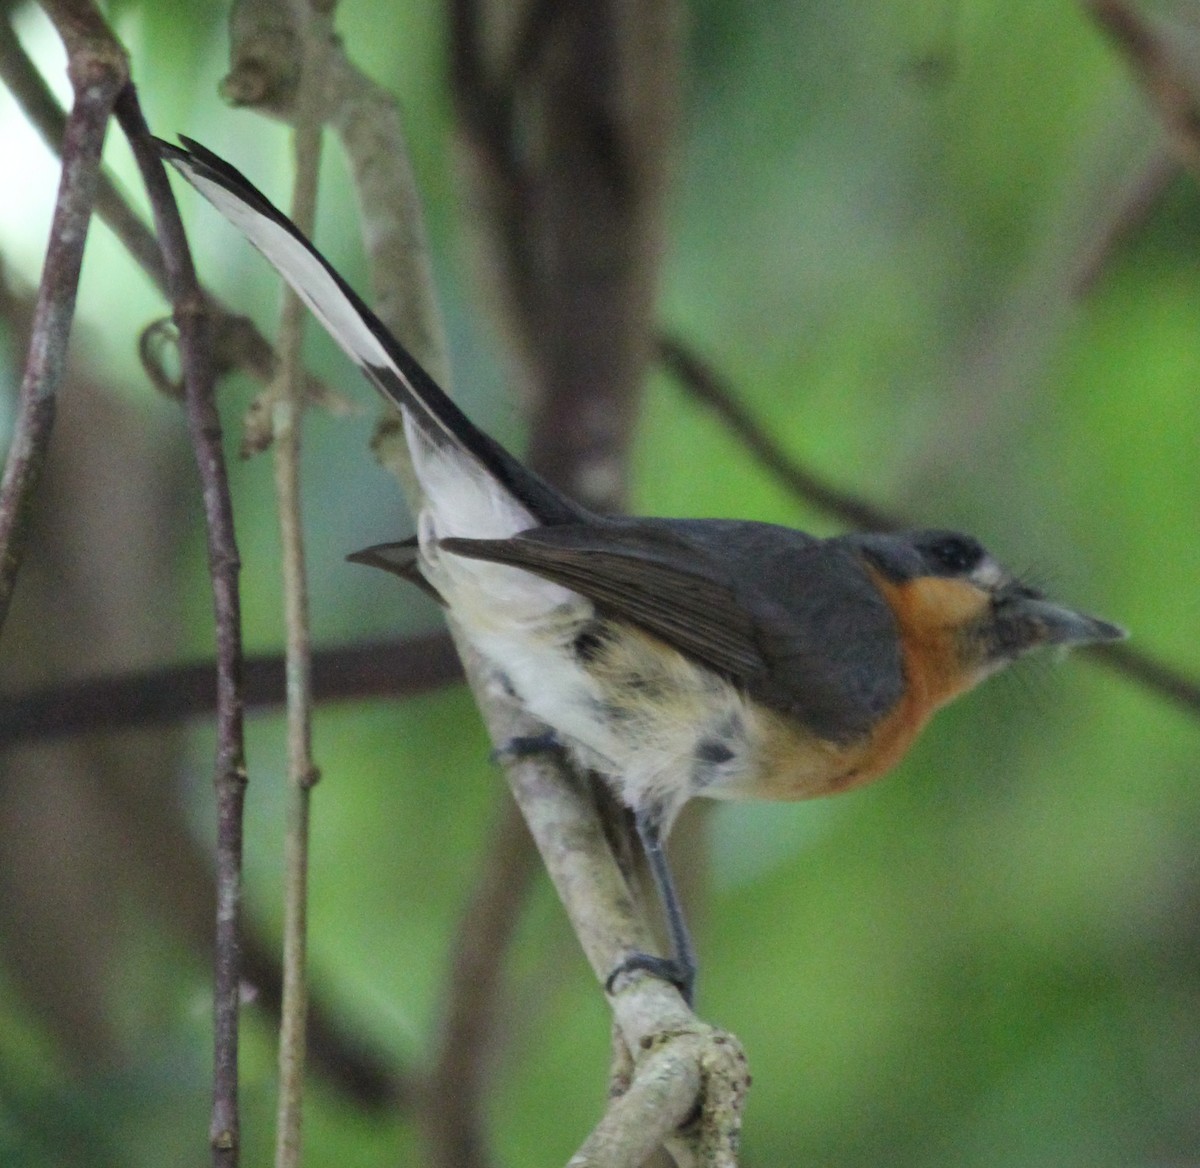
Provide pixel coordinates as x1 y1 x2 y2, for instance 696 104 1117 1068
605 951 695 1008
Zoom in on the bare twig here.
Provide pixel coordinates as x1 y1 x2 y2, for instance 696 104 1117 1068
0 4 126 635
225 12 540 1161
280 0 739 1152
114 83 249 1168
223 0 463 1159
267 3 335 1162
0 632 460 746
449 2 748 1158
656 333 903 533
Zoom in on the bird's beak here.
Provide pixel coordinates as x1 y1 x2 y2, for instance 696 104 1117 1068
1014 598 1127 647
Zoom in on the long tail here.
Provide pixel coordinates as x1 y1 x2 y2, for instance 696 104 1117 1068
157 136 580 526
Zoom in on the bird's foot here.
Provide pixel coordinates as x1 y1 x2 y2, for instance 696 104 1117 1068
605 951 695 1008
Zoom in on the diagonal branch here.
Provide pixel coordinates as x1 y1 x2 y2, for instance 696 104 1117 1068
656 333 902 533
1087 0 1200 177
448 4 749 1162
480 690 748 1168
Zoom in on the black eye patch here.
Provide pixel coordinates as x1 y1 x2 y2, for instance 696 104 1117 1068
923 535 984 575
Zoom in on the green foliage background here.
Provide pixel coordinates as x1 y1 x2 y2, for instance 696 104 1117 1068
0 0 1197 1164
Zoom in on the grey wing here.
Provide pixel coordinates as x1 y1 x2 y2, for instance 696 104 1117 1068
437 523 765 681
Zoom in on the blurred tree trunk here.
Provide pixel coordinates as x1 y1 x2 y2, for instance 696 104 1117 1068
0 282 195 1070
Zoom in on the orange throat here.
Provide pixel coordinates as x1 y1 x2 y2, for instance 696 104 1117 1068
839 571 992 788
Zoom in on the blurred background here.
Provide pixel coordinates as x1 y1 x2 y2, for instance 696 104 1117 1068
0 0 1198 1164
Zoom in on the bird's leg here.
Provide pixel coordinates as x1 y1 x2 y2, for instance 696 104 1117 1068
495 730 698 1004
605 807 697 1007
637 810 698 1004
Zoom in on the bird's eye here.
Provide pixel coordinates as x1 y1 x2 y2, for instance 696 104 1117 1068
925 535 983 574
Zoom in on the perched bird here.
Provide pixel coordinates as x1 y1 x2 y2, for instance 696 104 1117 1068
160 138 1125 1005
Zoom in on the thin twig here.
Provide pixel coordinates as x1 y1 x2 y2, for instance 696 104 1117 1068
0 4 127 635
271 2 334 1162
114 84 249 1168
656 333 903 533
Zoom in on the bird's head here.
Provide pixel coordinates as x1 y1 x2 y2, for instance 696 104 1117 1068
846 529 1125 704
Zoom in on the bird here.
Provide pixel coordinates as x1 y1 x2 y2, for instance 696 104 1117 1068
159 137 1126 1006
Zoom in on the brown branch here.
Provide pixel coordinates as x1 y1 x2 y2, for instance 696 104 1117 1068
113 83 248 1168
0 631 461 746
656 333 904 533
1087 0 1200 177
0 5 127 636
